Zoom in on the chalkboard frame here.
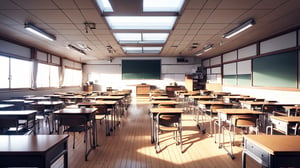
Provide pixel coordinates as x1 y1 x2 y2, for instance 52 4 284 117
122 59 161 80
252 51 297 88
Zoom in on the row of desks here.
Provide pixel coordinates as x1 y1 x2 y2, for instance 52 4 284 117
149 96 300 167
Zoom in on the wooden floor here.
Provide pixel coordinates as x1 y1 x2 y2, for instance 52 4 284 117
47 96 261 168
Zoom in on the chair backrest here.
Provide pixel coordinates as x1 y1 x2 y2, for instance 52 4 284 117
59 115 87 127
158 113 180 127
0 118 18 128
210 104 228 113
158 104 176 108
231 115 258 127
93 104 108 115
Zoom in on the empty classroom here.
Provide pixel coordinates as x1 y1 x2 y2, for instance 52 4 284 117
1 0 300 168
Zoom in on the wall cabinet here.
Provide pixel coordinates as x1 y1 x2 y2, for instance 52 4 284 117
185 73 205 91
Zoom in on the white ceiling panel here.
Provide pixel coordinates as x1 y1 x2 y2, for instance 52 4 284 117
0 0 299 62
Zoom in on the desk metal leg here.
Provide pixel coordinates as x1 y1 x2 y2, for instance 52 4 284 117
242 151 246 168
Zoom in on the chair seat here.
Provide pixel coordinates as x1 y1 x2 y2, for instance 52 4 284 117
64 125 86 133
95 114 105 120
160 126 178 131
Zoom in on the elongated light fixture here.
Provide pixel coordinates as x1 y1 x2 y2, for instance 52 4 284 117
67 44 87 55
223 18 255 39
25 23 56 41
194 44 214 56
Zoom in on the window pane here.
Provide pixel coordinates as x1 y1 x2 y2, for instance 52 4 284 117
37 63 50 88
11 58 32 88
63 68 82 86
50 65 59 87
0 56 9 89
106 16 177 30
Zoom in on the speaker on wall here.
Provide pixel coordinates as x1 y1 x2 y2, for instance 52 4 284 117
177 57 188 63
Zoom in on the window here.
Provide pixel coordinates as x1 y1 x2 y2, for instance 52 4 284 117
0 56 9 88
10 58 32 88
0 56 32 89
36 63 59 88
50 65 59 87
63 68 82 87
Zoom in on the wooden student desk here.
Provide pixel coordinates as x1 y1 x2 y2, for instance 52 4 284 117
0 110 37 135
149 108 184 144
268 116 300 135
243 135 300 168
77 100 118 136
0 104 14 110
0 135 69 168
54 108 97 161
196 101 233 134
216 108 263 159
151 100 179 108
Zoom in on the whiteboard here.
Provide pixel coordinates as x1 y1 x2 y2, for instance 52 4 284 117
162 65 194 74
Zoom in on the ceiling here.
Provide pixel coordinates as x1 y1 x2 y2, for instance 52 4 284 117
0 0 300 63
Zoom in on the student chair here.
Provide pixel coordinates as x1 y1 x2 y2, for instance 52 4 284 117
58 114 93 161
222 114 259 159
92 104 111 136
29 104 52 134
155 112 182 153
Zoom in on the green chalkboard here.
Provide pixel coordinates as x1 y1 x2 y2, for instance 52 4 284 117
253 51 297 88
223 75 236 85
237 74 251 86
122 60 161 79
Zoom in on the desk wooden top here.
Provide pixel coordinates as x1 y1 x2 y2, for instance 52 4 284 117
149 108 184 114
244 135 300 155
30 101 64 105
88 96 124 100
60 95 85 99
216 108 263 115
282 106 300 110
0 135 68 153
54 108 97 114
0 110 37 115
239 101 271 105
198 100 232 105
26 96 50 101
78 101 117 106
151 96 175 100
2 99 33 104
0 104 14 109
189 95 214 99
151 100 179 105
270 116 300 122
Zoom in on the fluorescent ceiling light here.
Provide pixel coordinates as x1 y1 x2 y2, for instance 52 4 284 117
122 47 162 54
96 0 113 12
143 0 185 12
223 18 255 39
24 23 56 41
106 16 177 30
114 33 169 44
67 44 87 55
194 44 213 56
